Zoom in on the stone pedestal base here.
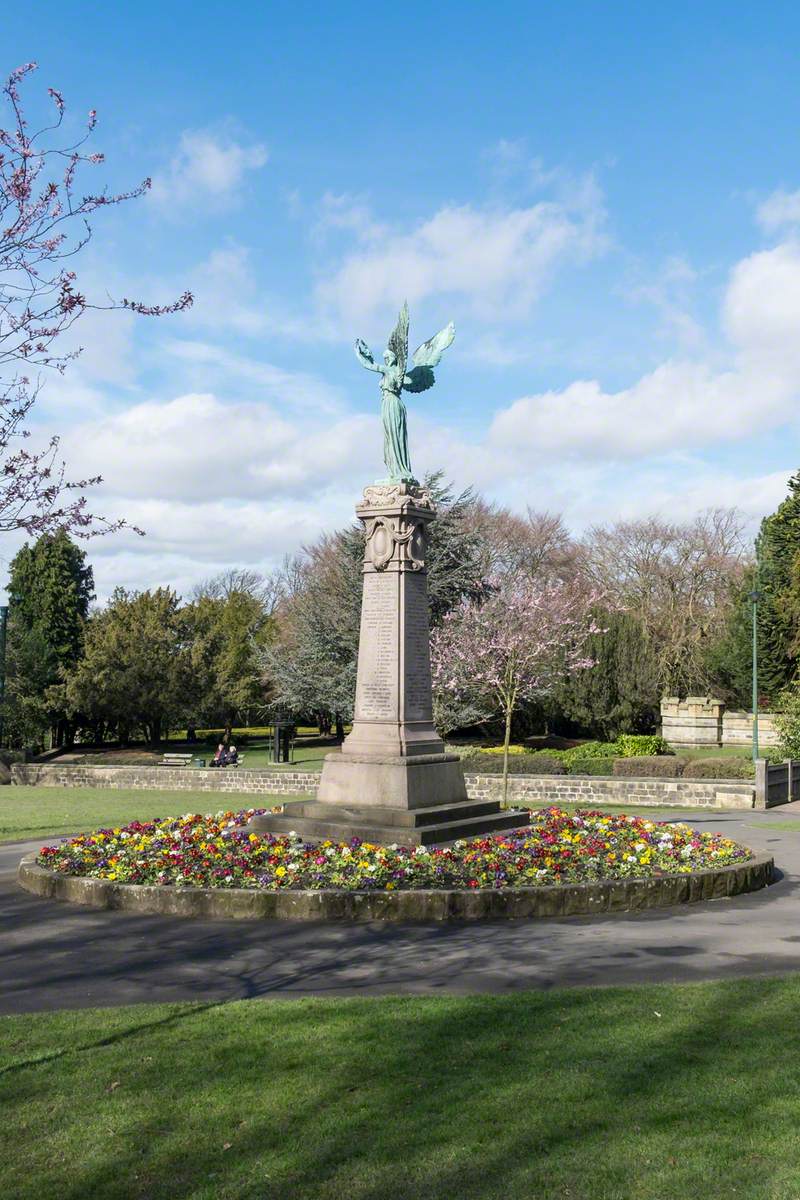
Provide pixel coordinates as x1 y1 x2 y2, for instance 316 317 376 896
247 751 531 846
248 795 530 847
317 751 468 810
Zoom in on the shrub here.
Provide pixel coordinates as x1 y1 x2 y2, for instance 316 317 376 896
563 741 618 762
465 753 566 775
0 749 27 766
774 685 800 759
682 757 755 780
567 758 616 776
528 748 570 763
615 734 670 757
612 755 688 778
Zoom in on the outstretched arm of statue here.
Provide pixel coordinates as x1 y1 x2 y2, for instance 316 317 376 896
354 338 384 373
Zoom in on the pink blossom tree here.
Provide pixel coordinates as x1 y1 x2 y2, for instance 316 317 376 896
0 62 192 538
431 575 602 804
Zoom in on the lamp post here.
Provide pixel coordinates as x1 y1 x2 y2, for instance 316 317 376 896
750 587 762 763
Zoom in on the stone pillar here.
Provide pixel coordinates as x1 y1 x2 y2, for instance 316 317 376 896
316 481 468 809
342 482 442 759
248 480 529 845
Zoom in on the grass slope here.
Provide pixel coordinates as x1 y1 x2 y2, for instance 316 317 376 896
2 980 799 1200
1 787 689 847
0 787 307 845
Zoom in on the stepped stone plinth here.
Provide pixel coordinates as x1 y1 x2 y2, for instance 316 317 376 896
249 481 530 846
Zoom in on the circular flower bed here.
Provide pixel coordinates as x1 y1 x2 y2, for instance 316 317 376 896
36 807 751 892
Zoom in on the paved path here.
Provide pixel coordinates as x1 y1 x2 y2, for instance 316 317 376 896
4 808 800 1014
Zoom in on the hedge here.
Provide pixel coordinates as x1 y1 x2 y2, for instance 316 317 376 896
613 755 689 778
567 758 616 776
682 757 756 780
466 753 566 775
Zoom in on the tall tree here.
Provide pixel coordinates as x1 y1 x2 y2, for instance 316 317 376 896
555 609 660 738
1 62 190 538
703 567 756 709
184 589 273 727
63 588 191 744
582 509 748 697
754 473 800 703
4 531 94 746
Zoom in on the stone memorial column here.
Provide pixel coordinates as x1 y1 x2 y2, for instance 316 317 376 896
316 481 468 809
249 478 528 842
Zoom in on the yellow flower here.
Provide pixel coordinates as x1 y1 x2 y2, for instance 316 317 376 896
275 866 287 877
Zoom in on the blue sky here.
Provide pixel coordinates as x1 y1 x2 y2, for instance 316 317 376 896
5 2 800 597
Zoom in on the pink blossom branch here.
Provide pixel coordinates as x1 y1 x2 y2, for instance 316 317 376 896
0 62 192 538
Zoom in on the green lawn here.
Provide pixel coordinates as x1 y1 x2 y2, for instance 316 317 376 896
2 979 800 1199
64 738 331 772
1 785 697 846
0 787 309 845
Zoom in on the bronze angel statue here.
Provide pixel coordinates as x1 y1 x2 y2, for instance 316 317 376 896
355 302 455 484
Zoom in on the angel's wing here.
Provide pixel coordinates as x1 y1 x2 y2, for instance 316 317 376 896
403 365 435 393
387 302 409 376
412 321 455 368
354 337 379 372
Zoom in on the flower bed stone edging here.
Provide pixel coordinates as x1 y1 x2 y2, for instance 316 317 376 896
17 850 774 921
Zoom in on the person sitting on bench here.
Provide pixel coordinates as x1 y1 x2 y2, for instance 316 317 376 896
227 744 239 766
210 744 227 768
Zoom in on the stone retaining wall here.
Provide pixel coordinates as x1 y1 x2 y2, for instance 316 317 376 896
723 710 779 746
11 762 758 809
464 772 756 810
11 763 319 795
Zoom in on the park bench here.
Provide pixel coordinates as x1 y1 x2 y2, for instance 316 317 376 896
160 752 194 768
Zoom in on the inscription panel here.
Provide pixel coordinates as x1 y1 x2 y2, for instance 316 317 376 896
354 571 399 721
403 572 434 721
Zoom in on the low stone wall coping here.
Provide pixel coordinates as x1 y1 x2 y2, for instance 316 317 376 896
10 762 758 810
17 850 774 922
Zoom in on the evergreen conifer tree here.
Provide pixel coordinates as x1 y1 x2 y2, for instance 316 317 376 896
755 473 800 702
5 531 94 747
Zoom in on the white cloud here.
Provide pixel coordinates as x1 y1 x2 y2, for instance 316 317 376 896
311 192 388 244
626 255 705 350
161 340 346 413
724 241 800 374
756 188 800 231
489 237 800 463
78 493 360 602
316 193 606 327
149 129 268 211
59 388 375 505
182 245 313 340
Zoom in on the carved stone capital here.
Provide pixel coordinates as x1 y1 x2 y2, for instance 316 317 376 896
359 481 435 514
